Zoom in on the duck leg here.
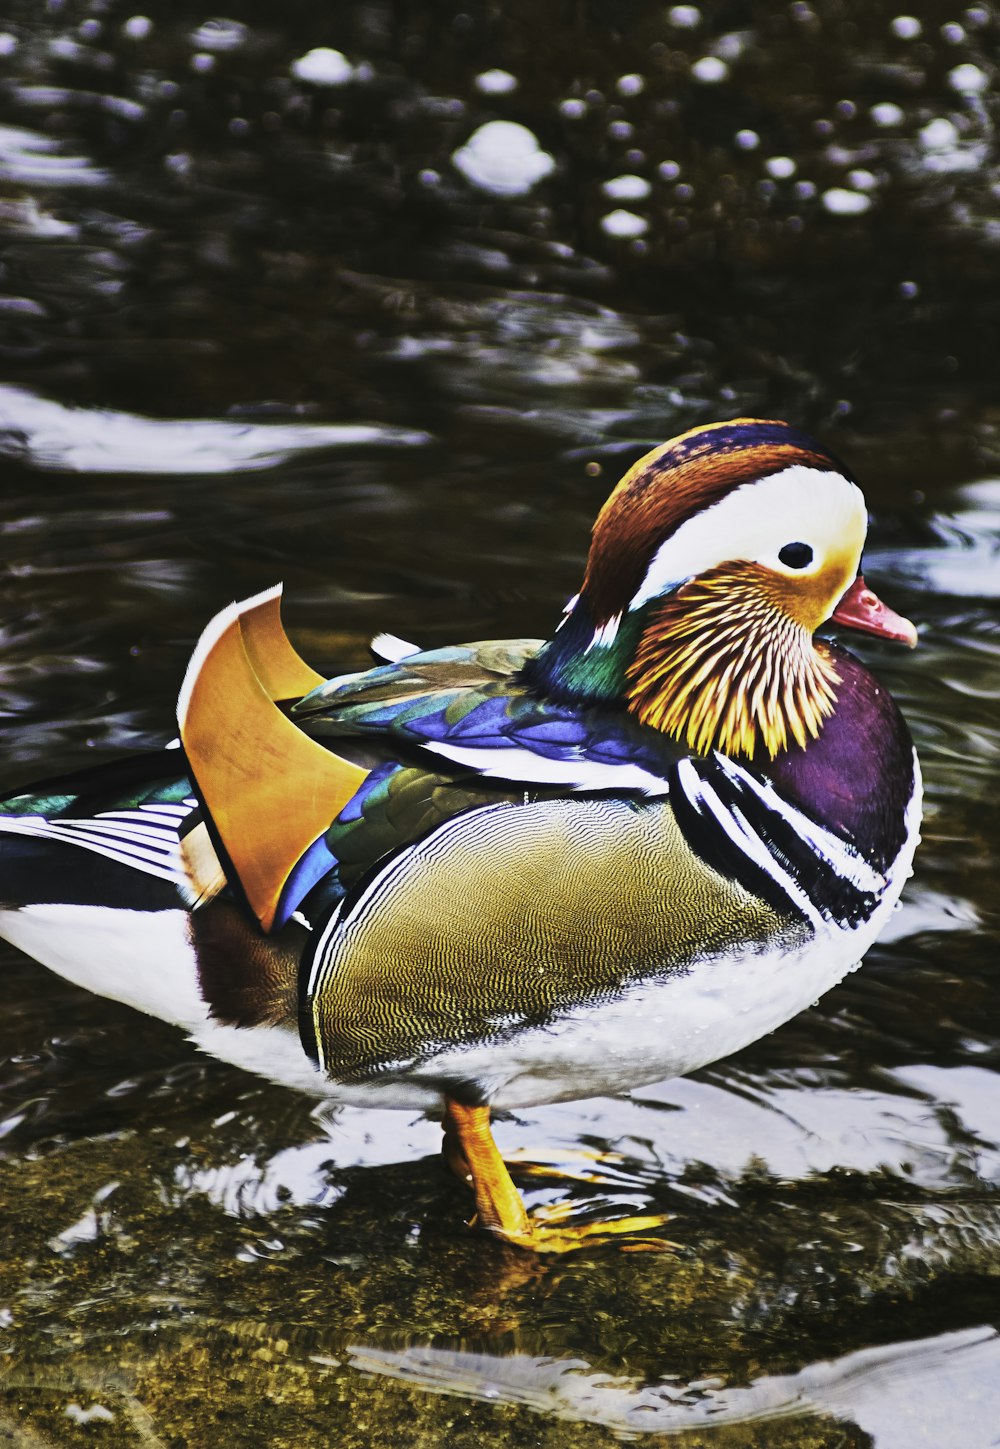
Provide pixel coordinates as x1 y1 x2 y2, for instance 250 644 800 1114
442 1098 531 1243
443 1097 675 1253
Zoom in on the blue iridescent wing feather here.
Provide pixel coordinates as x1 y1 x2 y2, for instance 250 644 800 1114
293 640 683 787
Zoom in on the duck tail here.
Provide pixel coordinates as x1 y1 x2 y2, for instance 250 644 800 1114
0 750 197 914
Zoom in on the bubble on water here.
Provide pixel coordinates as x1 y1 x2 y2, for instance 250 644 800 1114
920 117 960 150
617 73 645 96
559 98 586 119
871 102 904 127
122 15 152 40
452 120 555 196
65 1404 114 1426
603 174 651 200
191 18 248 51
716 32 750 61
291 48 354 86
475 68 517 95
891 15 922 39
734 129 759 150
691 56 728 84
668 5 701 27
948 63 989 94
600 209 649 238
823 187 872 215
765 155 796 179
917 116 983 173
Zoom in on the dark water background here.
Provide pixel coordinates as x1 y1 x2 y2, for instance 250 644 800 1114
0 1 998 1444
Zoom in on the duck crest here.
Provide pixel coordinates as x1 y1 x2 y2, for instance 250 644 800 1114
582 418 848 628
626 564 841 759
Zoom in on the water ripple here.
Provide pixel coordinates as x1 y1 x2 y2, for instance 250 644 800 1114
342 1325 1000 1444
0 122 109 186
0 386 431 475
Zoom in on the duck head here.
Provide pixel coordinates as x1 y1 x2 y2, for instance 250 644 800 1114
530 418 916 760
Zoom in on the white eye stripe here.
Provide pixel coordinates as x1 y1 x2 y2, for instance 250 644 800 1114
627 464 867 611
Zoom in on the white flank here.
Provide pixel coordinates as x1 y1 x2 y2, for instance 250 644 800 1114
0 903 331 1097
0 904 207 1029
188 1019 326 1095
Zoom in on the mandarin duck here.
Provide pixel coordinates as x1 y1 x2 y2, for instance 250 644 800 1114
0 419 920 1249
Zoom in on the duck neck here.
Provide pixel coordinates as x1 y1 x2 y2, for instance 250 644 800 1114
528 582 842 763
624 573 841 760
525 597 649 707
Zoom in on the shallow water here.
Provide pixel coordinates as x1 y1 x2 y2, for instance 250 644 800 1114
0 3 998 1445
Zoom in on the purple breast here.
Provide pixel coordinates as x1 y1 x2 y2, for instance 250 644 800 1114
762 647 915 871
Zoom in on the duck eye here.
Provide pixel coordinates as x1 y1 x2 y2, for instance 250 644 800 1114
778 541 814 569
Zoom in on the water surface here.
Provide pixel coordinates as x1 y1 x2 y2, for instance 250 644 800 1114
0 3 998 1445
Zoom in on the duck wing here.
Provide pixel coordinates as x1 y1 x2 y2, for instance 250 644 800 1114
293 639 683 794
